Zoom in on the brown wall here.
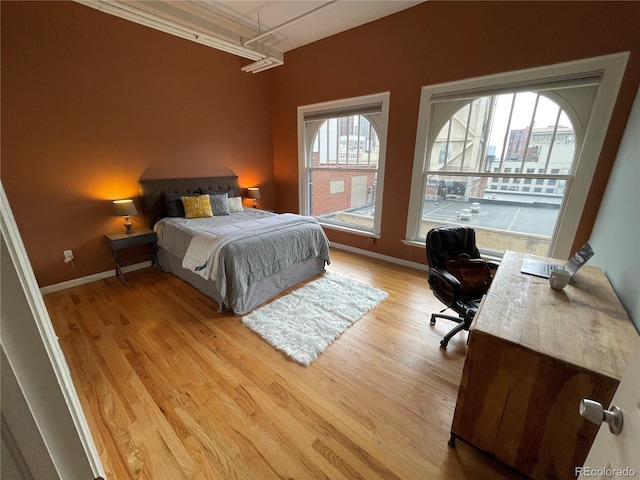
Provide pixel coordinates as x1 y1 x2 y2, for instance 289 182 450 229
270 1 640 264
2 1 640 287
1 1 274 286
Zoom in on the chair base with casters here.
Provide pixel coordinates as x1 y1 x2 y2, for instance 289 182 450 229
430 303 477 349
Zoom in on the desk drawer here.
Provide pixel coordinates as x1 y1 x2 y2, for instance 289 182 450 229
111 233 156 249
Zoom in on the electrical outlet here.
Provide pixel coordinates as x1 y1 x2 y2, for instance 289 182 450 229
63 250 74 263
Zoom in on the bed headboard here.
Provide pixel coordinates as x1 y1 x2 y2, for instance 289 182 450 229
138 176 241 228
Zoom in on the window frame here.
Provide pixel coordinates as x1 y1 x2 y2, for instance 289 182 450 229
297 92 390 237
406 53 628 258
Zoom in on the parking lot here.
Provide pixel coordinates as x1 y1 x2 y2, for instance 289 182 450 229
422 199 560 237
324 195 561 239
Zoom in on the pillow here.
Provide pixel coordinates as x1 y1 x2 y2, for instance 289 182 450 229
200 188 235 198
164 192 198 217
228 196 243 213
209 192 230 216
182 194 213 219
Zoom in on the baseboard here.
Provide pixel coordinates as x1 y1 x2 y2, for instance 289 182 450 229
40 247 426 295
39 261 153 295
330 242 428 272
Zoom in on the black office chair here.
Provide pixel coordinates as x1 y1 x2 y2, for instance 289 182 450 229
426 225 497 349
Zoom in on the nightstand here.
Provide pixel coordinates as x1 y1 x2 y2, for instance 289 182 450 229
104 228 157 280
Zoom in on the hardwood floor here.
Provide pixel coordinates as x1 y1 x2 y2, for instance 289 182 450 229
45 248 525 480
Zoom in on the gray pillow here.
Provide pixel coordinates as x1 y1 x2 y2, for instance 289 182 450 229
209 192 230 216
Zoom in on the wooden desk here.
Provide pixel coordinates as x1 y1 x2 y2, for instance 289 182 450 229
450 251 639 480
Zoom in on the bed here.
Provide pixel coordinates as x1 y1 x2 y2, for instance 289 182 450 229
139 176 330 315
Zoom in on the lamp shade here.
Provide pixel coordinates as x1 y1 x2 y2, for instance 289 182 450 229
112 199 137 217
246 187 261 200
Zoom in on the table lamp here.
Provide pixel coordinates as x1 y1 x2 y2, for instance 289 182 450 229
246 187 261 208
112 199 138 234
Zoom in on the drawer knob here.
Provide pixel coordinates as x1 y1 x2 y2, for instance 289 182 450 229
579 399 623 435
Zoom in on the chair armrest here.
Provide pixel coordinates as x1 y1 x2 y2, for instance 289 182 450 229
486 260 500 272
428 267 462 307
429 267 461 288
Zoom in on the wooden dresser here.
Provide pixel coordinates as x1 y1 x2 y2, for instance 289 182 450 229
450 251 639 480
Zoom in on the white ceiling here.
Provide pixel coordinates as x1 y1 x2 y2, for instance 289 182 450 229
77 1 424 72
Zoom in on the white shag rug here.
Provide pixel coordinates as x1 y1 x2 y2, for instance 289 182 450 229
242 272 388 366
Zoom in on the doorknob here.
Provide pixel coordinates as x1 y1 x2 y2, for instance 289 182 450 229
579 399 624 435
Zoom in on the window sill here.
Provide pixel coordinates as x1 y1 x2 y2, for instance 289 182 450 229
402 239 424 249
319 222 382 239
402 239 503 263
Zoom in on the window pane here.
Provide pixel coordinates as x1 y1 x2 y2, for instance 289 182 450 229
546 112 576 173
313 115 379 169
420 174 560 255
428 98 492 172
421 91 576 256
487 93 514 163
309 170 377 231
429 120 451 170
307 113 381 232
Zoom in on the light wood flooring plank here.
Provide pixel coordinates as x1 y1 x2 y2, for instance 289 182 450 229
45 248 525 480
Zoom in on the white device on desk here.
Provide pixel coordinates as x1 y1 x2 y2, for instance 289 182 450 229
520 241 594 278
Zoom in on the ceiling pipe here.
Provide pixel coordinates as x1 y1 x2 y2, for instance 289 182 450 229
243 0 339 46
75 0 267 62
74 0 298 73
241 56 285 74
241 58 272 73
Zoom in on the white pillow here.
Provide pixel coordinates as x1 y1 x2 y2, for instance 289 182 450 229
228 196 243 213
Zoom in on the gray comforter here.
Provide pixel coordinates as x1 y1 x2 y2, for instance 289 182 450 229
154 209 330 310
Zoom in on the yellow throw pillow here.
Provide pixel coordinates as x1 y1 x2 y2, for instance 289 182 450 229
182 194 213 219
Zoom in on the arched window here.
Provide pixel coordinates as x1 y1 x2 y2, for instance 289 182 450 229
298 93 390 236
406 54 628 258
